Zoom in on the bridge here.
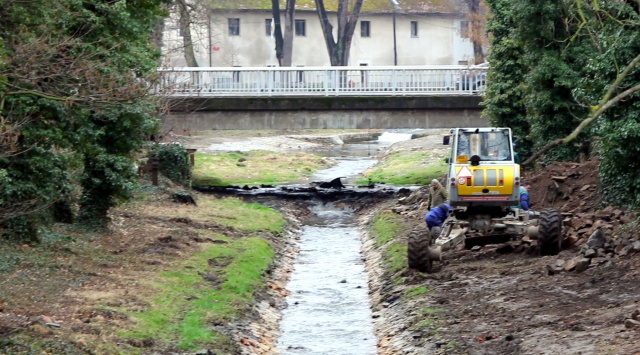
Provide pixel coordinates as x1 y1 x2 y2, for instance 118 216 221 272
158 65 488 130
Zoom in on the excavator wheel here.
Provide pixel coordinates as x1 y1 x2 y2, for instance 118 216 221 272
408 229 433 273
538 208 562 256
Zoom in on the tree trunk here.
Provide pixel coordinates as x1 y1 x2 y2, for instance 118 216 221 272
282 0 296 66
177 0 199 67
270 0 284 66
315 0 364 66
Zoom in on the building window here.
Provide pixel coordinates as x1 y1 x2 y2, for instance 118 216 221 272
411 21 418 37
295 19 306 36
460 21 470 38
361 21 370 37
265 19 272 36
228 18 240 36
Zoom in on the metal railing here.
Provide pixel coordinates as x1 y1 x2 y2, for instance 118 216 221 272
156 65 487 97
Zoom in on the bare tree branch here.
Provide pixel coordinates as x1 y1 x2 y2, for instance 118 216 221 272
523 80 640 166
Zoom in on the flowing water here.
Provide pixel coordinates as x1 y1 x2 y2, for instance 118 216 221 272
276 202 377 354
276 130 421 354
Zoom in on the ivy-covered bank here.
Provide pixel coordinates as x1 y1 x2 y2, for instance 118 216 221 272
484 0 640 208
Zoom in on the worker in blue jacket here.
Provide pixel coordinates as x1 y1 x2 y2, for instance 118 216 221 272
518 184 531 211
424 203 451 231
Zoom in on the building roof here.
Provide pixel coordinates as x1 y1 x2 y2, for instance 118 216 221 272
211 0 468 14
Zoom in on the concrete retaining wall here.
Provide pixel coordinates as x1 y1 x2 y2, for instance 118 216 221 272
162 96 487 131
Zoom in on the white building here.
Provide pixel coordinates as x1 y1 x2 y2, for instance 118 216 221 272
161 1 475 68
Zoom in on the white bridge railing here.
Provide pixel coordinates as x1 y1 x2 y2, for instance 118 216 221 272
156 65 487 97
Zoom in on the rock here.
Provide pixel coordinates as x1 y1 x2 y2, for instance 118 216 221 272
624 319 640 329
584 248 597 258
618 245 632 257
574 258 591 272
619 215 633 224
435 340 449 347
546 264 563 275
587 229 605 249
562 235 579 248
496 244 514 254
563 258 578 272
595 206 614 220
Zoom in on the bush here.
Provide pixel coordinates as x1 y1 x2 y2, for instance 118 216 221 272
149 143 192 187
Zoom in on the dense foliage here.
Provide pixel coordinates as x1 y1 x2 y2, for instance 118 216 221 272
0 0 169 237
150 143 193 187
485 0 640 208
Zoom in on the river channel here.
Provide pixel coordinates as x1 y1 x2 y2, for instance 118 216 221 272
200 129 428 353
274 131 423 354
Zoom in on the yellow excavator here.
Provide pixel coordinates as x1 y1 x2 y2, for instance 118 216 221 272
408 127 563 273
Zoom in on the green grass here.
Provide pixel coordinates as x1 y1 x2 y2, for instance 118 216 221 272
199 198 285 232
387 242 407 274
405 285 431 299
371 212 404 246
192 151 329 186
416 307 445 329
121 236 274 351
371 211 408 273
362 151 447 185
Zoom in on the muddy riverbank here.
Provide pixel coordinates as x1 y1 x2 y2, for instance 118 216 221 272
359 163 640 355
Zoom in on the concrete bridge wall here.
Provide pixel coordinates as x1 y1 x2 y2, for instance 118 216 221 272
162 96 487 131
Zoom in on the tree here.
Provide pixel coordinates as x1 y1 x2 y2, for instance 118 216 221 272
0 0 167 236
270 0 296 67
282 0 296 66
483 0 531 156
315 0 364 66
485 0 640 207
463 0 490 64
176 0 200 67
270 0 285 66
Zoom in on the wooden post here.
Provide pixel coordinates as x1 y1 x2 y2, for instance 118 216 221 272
186 148 197 166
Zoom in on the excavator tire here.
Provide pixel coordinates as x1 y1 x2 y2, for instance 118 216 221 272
408 229 433 273
538 208 562 256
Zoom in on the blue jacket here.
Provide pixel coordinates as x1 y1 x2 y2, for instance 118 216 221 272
425 204 450 229
518 186 530 211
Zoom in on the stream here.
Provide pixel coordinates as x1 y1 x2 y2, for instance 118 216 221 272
275 130 419 354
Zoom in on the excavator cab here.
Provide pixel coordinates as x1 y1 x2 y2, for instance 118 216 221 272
444 128 520 220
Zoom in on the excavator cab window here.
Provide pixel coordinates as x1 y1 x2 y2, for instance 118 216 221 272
455 129 512 163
